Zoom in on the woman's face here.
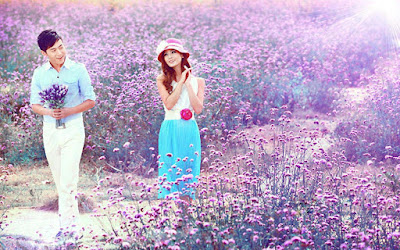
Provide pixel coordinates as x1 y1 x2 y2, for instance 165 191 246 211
163 49 182 68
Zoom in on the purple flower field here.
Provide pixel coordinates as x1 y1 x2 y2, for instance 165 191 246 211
1 0 400 248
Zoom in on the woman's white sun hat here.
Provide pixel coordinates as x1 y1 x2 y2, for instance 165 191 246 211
156 38 190 62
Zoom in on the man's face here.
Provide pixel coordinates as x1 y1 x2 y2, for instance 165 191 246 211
41 39 67 68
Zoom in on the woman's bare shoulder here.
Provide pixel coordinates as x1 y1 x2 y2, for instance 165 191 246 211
157 73 166 81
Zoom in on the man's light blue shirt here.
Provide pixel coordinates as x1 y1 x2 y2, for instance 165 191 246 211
30 57 96 123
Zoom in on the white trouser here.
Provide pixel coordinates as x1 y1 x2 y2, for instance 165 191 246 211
43 117 85 231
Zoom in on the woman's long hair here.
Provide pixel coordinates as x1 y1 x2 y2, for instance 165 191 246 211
160 52 191 93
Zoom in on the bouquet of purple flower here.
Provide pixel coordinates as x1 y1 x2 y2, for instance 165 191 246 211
39 84 68 128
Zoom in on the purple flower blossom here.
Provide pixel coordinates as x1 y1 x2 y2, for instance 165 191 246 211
38 84 68 109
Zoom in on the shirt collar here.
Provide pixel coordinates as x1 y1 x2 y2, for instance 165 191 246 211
44 61 52 71
63 57 72 69
44 56 72 71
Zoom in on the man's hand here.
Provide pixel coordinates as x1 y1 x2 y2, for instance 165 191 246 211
32 100 95 119
53 108 73 119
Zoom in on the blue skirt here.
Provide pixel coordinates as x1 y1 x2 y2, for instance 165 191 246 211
158 119 201 199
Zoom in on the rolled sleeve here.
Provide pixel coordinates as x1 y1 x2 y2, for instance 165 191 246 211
79 65 96 101
30 69 42 105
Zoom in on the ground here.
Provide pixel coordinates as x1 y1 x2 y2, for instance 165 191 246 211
0 164 116 249
1 208 112 249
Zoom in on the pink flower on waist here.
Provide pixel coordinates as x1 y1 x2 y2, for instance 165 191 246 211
180 108 193 120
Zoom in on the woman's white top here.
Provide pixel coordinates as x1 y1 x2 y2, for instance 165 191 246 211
164 76 198 120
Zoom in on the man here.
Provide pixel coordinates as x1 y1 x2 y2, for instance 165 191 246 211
30 29 96 242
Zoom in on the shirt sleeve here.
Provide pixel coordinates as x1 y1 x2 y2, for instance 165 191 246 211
78 64 96 101
30 69 42 105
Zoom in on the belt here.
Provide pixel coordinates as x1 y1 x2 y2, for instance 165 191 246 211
164 109 195 120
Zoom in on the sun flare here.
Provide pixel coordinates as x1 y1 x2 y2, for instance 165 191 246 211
370 0 400 18
368 0 400 50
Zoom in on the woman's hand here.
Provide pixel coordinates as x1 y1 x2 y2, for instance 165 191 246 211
186 77 205 115
178 66 192 85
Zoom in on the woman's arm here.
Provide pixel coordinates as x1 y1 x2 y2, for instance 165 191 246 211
187 77 205 114
156 69 191 110
157 75 182 110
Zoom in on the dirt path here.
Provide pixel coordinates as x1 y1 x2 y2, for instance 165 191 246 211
1 207 113 249
2 208 63 249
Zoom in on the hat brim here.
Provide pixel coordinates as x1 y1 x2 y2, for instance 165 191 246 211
157 45 190 62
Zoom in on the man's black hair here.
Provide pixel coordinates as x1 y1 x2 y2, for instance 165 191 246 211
37 29 62 52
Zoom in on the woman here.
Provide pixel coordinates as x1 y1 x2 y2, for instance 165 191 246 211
156 38 205 202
